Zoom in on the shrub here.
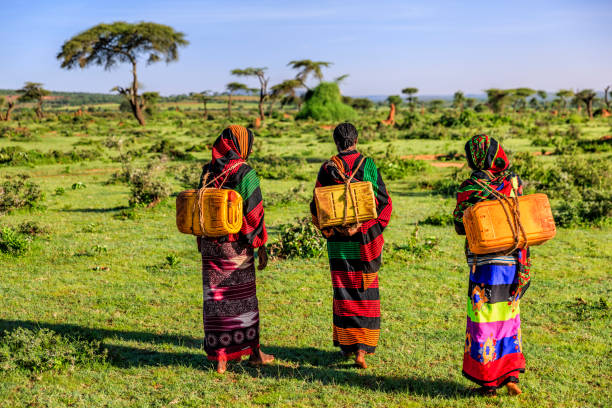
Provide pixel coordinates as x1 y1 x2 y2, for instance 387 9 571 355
369 145 428 180
126 163 171 207
391 225 440 258
264 183 310 207
18 221 49 237
0 174 44 214
295 82 357 121
148 138 195 161
250 155 310 180
0 227 30 255
422 211 454 226
268 217 326 259
553 190 612 227
0 327 106 372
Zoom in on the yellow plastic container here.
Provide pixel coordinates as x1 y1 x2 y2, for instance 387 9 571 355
314 181 378 228
176 188 243 237
463 193 556 254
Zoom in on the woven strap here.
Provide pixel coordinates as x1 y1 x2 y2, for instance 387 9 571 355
328 156 367 226
195 161 244 235
472 177 529 255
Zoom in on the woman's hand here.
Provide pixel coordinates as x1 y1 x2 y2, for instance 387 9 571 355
257 245 268 271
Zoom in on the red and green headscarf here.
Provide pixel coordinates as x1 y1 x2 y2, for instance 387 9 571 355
454 134 516 223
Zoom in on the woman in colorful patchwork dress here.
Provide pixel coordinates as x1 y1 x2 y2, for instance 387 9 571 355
453 134 531 396
197 125 274 373
310 123 392 369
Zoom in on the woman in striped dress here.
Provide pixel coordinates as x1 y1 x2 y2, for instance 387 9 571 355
453 134 531 396
310 123 392 368
197 125 274 373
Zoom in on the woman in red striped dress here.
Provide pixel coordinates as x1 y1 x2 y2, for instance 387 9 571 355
310 123 392 368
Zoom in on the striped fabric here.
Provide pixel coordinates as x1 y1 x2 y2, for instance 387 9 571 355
311 150 392 354
197 126 267 362
200 240 260 361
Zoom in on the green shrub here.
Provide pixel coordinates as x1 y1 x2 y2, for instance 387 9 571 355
264 183 309 207
0 327 106 372
391 226 440 258
296 82 357 121
268 217 325 259
0 227 30 255
0 174 44 214
18 221 49 237
553 190 612 227
250 155 310 180
421 211 454 226
126 163 171 207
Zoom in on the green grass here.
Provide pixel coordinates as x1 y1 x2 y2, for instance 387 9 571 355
0 110 610 407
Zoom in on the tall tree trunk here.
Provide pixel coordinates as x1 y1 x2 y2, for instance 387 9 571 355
587 100 593 120
36 100 43 119
4 102 14 121
258 95 265 121
130 61 146 126
605 86 610 109
203 101 208 118
228 94 232 118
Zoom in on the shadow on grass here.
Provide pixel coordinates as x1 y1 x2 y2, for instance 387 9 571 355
0 319 468 398
61 206 129 213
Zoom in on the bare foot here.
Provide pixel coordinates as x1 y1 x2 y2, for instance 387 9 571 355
216 358 227 374
249 349 275 366
506 382 522 396
355 350 367 369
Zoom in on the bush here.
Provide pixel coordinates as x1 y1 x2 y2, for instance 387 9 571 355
368 145 428 180
18 221 49 237
422 211 454 226
0 327 106 372
250 155 310 180
264 183 309 207
0 174 44 214
295 82 357 121
391 225 439 258
126 163 171 207
268 217 326 259
553 190 612 227
0 227 30 255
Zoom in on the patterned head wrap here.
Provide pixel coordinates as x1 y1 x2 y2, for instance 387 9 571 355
210 125 254 174
465 134 509 173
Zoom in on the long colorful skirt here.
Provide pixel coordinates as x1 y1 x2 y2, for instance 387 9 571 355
200 239 259 361
328 235 380 354
463 252 525 388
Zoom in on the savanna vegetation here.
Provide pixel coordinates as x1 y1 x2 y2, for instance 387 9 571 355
0 20 610 408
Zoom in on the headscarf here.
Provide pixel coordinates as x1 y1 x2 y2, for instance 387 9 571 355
209 125 254 175
454 134 530 294
454 134 514 222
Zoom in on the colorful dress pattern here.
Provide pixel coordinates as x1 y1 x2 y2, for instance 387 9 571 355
197 126 267 361
310 150 392 354
454 134 530 388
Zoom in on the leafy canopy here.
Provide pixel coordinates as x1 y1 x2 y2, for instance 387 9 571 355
57 21 188 69
17 82 50 102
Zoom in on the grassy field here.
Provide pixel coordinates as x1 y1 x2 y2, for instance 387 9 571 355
0 108 610 407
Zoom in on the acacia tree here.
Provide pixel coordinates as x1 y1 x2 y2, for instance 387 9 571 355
452 90 465 111
17 82 50 119
3 96 17 121
575 89 597 119
485 88 512 113
401 87 418 111
604 85 610 110
555 89 574 112
287 59 332 89
191 90 212 117
57 22 188 126
511 88 535 111
268 79 301 114
225 82 248 118
231 67 269 121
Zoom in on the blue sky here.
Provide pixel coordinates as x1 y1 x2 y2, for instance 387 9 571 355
1 0 610 96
